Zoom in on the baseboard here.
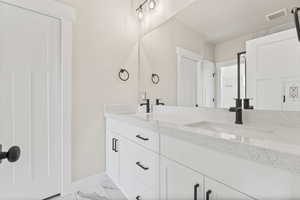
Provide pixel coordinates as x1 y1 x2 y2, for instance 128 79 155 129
63 172 105 195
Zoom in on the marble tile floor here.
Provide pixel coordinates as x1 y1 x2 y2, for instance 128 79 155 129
52 174 127 200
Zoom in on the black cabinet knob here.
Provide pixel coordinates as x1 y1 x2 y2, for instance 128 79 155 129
0 146 21 163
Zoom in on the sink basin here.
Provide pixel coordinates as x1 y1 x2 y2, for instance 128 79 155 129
185 121 274 138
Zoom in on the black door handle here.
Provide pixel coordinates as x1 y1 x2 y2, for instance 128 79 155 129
194 184 200 200
114 139 118 152
206 190 212 200
136 135 149 141
136 162 149 170
112 138 115 152
0 145 21 163
112 138 118 153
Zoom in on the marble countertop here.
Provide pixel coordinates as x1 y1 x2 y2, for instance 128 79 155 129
104 107 300 174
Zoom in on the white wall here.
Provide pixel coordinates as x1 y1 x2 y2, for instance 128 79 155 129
133 0 198 35
56 0 140 181
214 23 294 62
140 18 214 105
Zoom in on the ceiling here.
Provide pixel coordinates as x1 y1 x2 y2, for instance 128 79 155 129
175 0 300 44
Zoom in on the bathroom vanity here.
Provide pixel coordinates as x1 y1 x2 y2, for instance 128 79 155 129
105 106 300 200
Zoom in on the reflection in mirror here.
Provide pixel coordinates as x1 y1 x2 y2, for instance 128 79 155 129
139 0 300 111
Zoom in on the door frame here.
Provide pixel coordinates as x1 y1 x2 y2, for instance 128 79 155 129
0 0 75 196
176 47 203 106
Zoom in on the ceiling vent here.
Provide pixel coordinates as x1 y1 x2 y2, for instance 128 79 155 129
266 9 288 21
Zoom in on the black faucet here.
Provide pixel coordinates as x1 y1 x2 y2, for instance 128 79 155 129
229 51 246 125
229 99 243 125
140 99 151 113
156 98 165 106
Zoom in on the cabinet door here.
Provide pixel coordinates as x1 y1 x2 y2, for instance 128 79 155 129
106 131 120 184
160 157 204 200
205 178 254 200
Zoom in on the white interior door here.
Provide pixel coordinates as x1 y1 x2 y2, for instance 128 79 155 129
0 2 61 199
247 29 300 111
178 57 197 107
202 60 215 108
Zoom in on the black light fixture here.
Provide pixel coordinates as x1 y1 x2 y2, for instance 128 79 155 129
136 0 157 19
137 5 144 20
148 0 156 10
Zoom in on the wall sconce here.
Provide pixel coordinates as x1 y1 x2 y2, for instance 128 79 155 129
136 0 157 19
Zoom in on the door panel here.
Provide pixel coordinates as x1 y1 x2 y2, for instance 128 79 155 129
178 57 198 107
0 2 61 199
202 60 216 108
247 29 300 111
161 157 204 200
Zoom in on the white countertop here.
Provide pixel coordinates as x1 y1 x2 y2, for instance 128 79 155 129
104 106 300 174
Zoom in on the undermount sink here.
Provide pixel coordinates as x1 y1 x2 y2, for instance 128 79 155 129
185 121 274 138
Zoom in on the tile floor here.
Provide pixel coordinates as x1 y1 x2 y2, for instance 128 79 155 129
53 174 127 200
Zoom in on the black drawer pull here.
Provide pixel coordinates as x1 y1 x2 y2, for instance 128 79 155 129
136 196 141 200
206 190 212 200
112 138 118 152
136 135 149 141
136 162 149 170
194 184 200 200
114 139 118 152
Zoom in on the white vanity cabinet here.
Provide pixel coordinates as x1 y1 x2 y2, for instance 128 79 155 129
106 115 300 200
160 157 204 200
160 156 253 200
106 118 159 200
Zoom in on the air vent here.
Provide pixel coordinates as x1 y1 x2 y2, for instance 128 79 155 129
266 9 287 21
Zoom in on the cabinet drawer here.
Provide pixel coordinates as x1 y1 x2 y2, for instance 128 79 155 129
133 182 158 200
121 138 159 189
108 119 159 152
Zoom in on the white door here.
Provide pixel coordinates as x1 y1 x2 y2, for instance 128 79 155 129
160 157 204 200
205 178 254 200
202 60 215 108
0 2 61 199
282 80 300 111
247 28 300 111
178 57 198 107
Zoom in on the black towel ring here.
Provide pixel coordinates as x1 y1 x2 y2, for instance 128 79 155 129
119 68 130 81
152 73 160 85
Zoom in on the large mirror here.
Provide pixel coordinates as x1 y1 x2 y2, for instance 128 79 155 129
139 0 300 111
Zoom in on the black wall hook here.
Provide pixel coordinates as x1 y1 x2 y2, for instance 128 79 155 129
151 73 160 85
119 68 130 81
